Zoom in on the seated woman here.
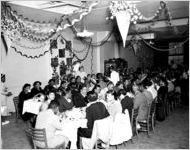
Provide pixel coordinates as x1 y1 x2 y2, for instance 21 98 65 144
117 89 134 120
105 90 122 120
18 83 33 120
58 80 67 93
40 91 55 112
113 81 124 95
57 87 74 113
31 81 44 97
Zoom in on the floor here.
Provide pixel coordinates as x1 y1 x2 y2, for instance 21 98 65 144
1 105 189 149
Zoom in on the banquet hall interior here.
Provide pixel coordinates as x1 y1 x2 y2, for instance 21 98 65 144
1 0 189 149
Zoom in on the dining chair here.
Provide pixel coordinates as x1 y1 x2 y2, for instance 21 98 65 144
149 101 156 132
82 117 113 149
138 101 156 137
130 108 139 140
13 96 22 123
25 127 66 149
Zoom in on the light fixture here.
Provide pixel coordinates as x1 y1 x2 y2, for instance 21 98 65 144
76 14 94 38
76 26 94 37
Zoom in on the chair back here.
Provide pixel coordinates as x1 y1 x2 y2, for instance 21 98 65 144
131 108 139 128
31 127 48 149
13 96 19 118
149 101 156 117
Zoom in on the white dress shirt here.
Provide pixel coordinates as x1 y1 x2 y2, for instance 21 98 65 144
109 70 120 86
35 109 68 148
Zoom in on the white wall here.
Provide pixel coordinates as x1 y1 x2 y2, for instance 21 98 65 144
1 37 52 96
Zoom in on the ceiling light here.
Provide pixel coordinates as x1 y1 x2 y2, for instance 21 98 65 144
77 29 94 37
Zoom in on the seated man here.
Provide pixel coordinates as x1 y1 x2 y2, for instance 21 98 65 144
77 91 109 148
72 84 87 108
35 100 69 148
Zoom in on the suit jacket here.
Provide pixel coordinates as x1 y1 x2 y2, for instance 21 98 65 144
133 91 149 121
121 96 134 119
56 96 73 112
84 102 109 137
72 92 87 108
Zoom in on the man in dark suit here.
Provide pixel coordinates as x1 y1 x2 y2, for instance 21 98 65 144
77 91 109 148
72 84 87 108
117 89 134 120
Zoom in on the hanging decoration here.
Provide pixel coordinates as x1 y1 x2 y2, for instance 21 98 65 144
135 31 189 52
115 10 131 47
108 1 170 23
109 1 140 24
1 32 8 55
108 1 178 47
10 46 50 59
1 1 98 43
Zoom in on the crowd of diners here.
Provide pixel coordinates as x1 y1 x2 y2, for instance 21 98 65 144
17 63 189 148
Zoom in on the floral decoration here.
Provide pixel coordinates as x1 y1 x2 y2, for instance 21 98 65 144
108 1 171 24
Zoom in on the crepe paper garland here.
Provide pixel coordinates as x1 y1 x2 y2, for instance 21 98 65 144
11 46 50 59
57 1 99 32
11 38 48 50
2 1 98 43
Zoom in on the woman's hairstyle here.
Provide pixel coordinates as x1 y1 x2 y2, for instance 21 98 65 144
87 91 98 102
47 91 55 96
92 84 101 91
33 81 41 87
116 81 123 87
22 83 31 91
141 78 152 87
48 100 60 109
106 90 117 100
106 90 114 95
35 93 45 98
48 79 55 84
60 80 67 85
117 89 126 97
79 66 84 70
62 87 71 96
76 76 81 80
107 81 114 86
70 77 76 82
79 84 86 91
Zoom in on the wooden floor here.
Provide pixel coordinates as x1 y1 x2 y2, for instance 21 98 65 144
1 105 189 149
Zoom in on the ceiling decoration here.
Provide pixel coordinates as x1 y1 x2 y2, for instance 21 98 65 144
1 1 98 43
8 1 87 15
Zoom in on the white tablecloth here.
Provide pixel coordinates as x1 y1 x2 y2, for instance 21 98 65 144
85 110 132 149
22 99 42 115
55 108 87 149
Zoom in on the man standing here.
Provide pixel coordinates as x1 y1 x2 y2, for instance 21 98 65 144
108 66 120 86
35 100 69 148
